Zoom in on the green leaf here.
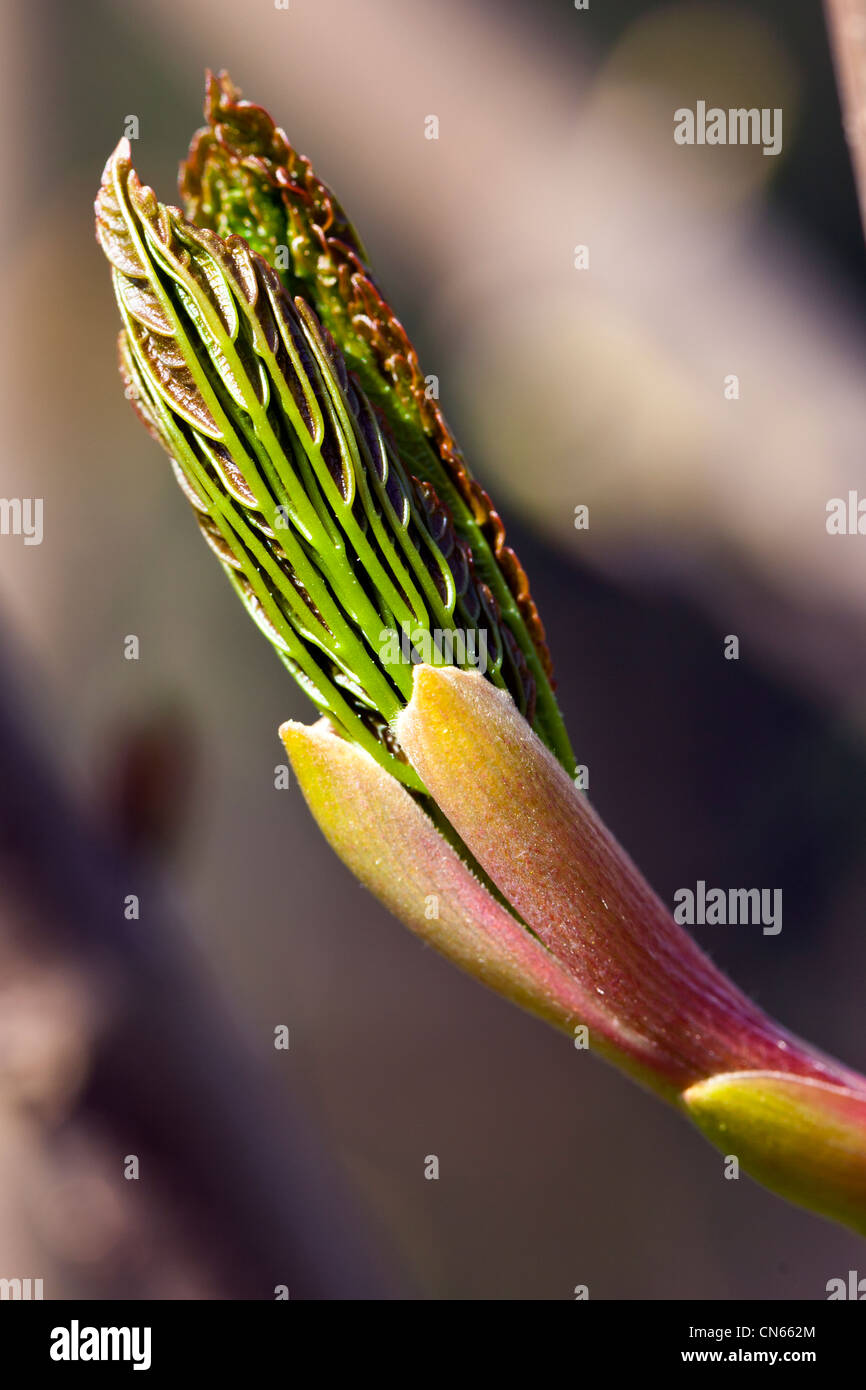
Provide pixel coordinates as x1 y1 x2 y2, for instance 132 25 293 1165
96 139 546 790
180 69 575 773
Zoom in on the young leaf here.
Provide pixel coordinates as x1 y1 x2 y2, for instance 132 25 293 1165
180 70 574 772
96 140 542 789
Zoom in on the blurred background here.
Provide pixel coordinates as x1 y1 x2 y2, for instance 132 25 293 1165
1 0 865 1299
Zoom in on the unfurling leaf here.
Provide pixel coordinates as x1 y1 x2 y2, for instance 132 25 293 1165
95 74 866 1242
179 70 572 769
96 135 567 789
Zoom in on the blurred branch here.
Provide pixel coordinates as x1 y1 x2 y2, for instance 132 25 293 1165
826 0 866 239
0 630 402 1299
